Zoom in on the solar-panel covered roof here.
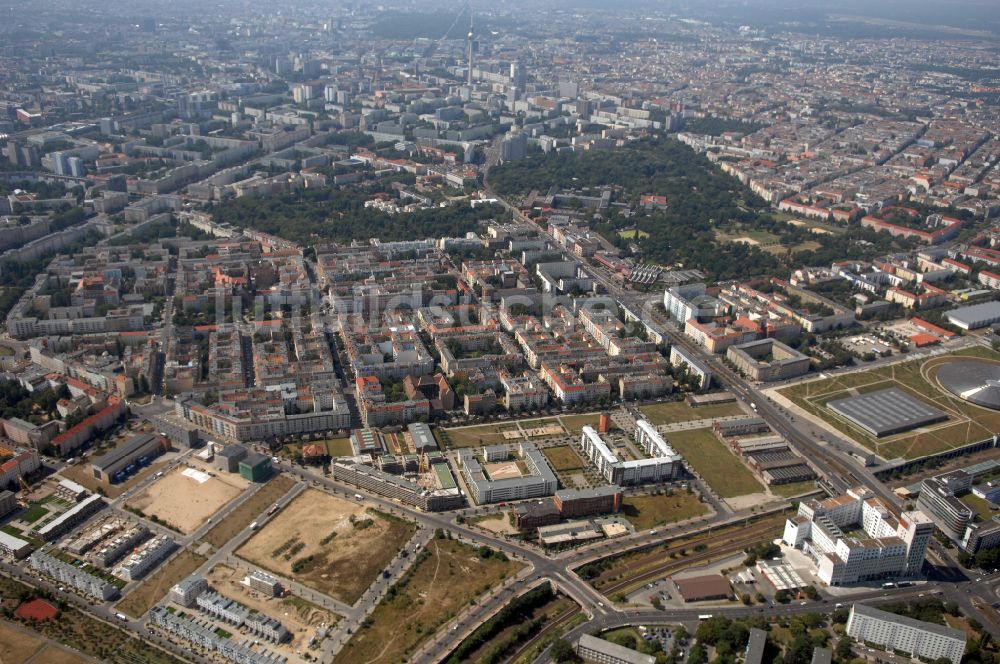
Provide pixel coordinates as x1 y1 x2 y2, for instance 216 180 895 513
827 387 947 437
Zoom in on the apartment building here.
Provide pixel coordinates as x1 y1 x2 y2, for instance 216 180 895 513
576 634 656 664
669 345 713 391
175 386 351 442
846 604 965 664
29 551 119 600
579 422 683 486
726 339 810 382
148 606 288 664
169 574 209 607
663 283 727 324
917 471 975 541
458 443 558 504
119 535 174 581
32 494 104 541
500 371 550 411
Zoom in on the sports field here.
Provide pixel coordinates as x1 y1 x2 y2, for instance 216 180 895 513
779 347 1000 460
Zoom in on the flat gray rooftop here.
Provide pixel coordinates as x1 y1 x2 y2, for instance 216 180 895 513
827 387 947 438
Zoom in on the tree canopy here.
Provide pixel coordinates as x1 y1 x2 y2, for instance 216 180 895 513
212 184 502 245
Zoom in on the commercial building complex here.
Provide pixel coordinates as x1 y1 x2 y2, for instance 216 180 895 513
91 433 170 482
330 460 464 511
0 530 32 559
783 487 933 586
917 470 1000 554
846 604 966 664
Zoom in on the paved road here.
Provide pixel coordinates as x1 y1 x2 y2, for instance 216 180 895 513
8 160 994 664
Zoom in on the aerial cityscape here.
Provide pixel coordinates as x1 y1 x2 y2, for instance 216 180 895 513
1 0 1000 663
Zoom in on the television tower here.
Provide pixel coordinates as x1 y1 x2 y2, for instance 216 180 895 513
467 13 475 86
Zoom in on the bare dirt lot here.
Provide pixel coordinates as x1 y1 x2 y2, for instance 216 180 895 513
201 474 297 549
471 513 519 536
126 465 246 534
204 564 339 651
236 489 416 605
0 619 47 663
0 619 94 664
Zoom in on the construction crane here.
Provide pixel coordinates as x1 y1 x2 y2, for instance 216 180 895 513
17 475 31 507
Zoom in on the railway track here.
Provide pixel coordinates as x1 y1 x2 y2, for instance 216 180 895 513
594 517 784 598
502 604 582 664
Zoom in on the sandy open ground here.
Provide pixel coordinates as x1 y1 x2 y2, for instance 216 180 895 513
484 461 522 480
127 464 246 534
236 489 416 604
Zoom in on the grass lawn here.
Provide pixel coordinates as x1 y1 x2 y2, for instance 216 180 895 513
558 413 604 434
19 504 49 524
779 346 1000 460
770 480 818 498
618 229 650 239
543 446 586 472
116 550 206 618
200 474 296 549
961 493 998 521
333 538 524 663
325 437 353 457
620 492 709 530
601 626 660 655
665 428 764 498
638 401 743 426
440 423 517 448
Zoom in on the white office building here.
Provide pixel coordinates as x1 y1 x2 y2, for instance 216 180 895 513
782 487 933 586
